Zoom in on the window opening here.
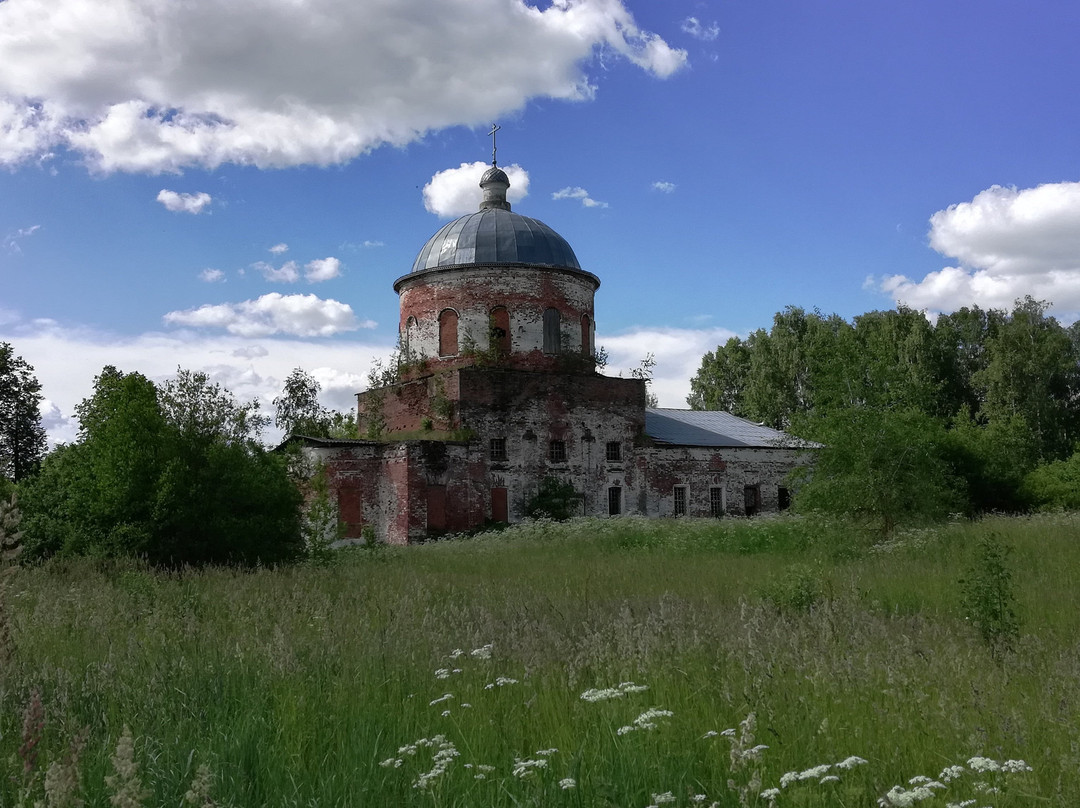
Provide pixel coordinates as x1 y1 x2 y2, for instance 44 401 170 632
778 486 791 511
605 441 621 462
710 487 725 518
438 309 459 357
581 313 592 355
489 437 507 461
490 307 511 354
744 484 761 517
543 308 561 354
608 486 622 516
548 439 567 463
673 485 688 517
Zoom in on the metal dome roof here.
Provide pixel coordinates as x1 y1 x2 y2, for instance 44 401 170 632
410 208 581 273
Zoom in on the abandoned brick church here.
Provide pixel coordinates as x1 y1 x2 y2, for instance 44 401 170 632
299 161 810 544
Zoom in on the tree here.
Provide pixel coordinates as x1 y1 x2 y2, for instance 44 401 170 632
20 366 302 565
274 368 358 439
790 407 965 535
0 344 47 482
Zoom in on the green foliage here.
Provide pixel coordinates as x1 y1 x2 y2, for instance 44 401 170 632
792 407 964 534
0 343 47 483
758 561 828 613
275 368 357 439
960 532 1020 653
1020 451 1080 510
19 366 302 566
525 476 580 520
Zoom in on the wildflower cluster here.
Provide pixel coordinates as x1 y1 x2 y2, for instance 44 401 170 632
877 756 1033 807
762 754 868 803
579 681 649 702
379 734 460 790
617 707 674 735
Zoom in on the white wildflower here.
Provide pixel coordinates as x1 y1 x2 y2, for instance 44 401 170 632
448 649 464 659
967 757 1000 773
1001 759 1032 773
720 728 737 737
909 776 931 785
441 710 451 717
945 801 976 808
798 764 831 780
761 787 781 801
779 771 799 788
939 765 965 782
652 792 676 804
559 778 577 790
701 730 719 739
535 748 558 757
484 683 495 690
477 765 495 773
470 644 493 660
619 682 649 693
821 775 840 783
836 755 868 769
973 781 999 794
429 693 453 706
434 668 451 679
617 725 636 735
379 758 401 768
461 703 472 708
691 795 708 802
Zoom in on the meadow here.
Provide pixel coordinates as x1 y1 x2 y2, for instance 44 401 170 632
3 513 1078 807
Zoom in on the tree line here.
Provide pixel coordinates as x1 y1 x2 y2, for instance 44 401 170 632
0 348 356 565
688 297 1080 529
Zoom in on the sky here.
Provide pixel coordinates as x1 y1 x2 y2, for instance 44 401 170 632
3 0 1080 445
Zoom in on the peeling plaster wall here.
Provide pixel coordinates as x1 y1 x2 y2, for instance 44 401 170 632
395 264 599 367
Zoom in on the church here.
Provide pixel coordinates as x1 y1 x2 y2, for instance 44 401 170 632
297 157 811 544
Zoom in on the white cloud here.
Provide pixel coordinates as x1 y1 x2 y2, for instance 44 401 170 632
305 257 342 283
3 224 41 253
423 161 530 218
199 268 225 283
269 243 289 254
880 180 1080 315
651 180 676 193
553 186 608 208
163 293 371 337
598 325 737 408
254 260 300 284
0 319 394 445
0 0 686 172
681 17 719 42
156 189 212 213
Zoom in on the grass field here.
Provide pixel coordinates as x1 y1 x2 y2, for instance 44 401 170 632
3 513 1077 807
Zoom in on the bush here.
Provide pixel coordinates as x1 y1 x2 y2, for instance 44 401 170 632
960 532 1020 653
524 477 580 521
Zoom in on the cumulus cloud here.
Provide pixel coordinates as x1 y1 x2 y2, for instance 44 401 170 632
598 325 737 407
553 186 608 208
304 257 342 283
423 161 530 217
156 189 212 213
198 268 225 283
269 243 289 254
651 180 676 193
163 293 371 337
254 261 300 284
0 0 686 173
3 224 41 253
880 180 1080 315
681 17 720 42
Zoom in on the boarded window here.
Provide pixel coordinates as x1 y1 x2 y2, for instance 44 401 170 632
608 486 622 516
673 485 688 517
548 439 567 463
744 484 761 517
581 313 592 355
606 441 621 462
491 487 508 523
426 485 447 531
710 487 725 518
490 307 511 354
489 437 507 461
543 308 561 354
438 309 458 357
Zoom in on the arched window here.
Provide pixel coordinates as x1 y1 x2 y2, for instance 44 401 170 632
490 307 511 354
543 308 561 354
438 309 459 357
580 313 592 355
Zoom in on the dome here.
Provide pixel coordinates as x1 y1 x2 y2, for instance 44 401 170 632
410 208 581 273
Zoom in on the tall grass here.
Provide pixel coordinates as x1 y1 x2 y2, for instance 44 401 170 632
3 513 1076 806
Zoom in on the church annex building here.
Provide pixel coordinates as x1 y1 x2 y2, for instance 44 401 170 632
295 161 811 544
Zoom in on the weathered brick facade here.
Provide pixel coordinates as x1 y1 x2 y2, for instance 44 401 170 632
298 164 812 544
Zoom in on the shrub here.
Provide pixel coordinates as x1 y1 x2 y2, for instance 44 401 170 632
960 532 1020 653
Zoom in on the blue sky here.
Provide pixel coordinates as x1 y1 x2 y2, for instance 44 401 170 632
3 0 1080 444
